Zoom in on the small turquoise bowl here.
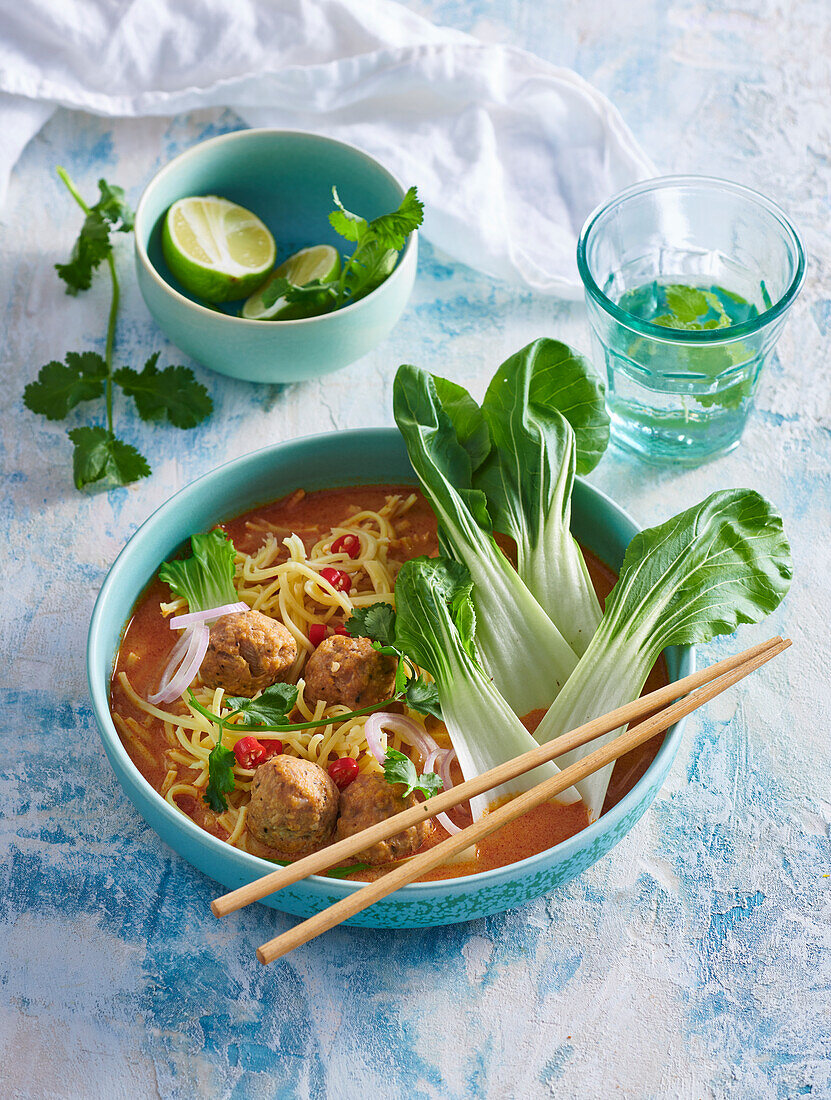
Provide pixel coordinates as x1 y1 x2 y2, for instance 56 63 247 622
134 130 418 384
87 429 693 928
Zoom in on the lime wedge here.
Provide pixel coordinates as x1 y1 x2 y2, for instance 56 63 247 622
162 196 276 303
241 245 341 321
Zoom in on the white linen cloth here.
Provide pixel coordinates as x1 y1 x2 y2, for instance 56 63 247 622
0 0 655 295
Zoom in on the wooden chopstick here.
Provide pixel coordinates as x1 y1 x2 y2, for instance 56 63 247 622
213 636 783 918
255 636 789 962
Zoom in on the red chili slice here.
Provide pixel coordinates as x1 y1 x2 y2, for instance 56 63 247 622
328 757 360 790
319 567 352 593
333 624 350 636
331 534 361 559
233 736 266 769
309 623 328 647
260 739 284 761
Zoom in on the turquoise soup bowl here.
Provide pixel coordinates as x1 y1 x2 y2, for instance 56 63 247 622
87 429 693 928
134 129 418 384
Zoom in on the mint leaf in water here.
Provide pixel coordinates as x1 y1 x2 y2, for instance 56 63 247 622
664 285 710 323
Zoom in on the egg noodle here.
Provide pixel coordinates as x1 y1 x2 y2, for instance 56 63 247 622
117 493 433 850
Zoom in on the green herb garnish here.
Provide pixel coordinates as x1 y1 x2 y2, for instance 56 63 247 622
345 603 442 718
23 168 212 490
266 858 372 880
383 747 442 800
260 185 423 314
203 739 236 813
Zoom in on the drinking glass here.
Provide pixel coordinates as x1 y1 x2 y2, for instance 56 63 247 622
576 176 805 464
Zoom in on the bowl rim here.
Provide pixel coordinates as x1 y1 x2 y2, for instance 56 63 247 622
576 173 806 344
87 427 693 899
134 127 419 327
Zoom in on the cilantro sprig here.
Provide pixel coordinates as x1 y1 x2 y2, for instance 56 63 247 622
260 186 423 314
383 747 442 800
23 168 212 490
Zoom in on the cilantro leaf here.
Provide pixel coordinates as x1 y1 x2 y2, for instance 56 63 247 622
368 187 424 251
67 426 150 489
94 179 134 232
404 674 442 719
259 276 338 314
375 646 410 698
259 276 293 310
342 241 398 304
55 210 112 294
346 603 441 714
383 747 442 800
226 682 300 727
328 187 370 243
203 741 236 812
23 351 107 419
114 353 213 429
54 175 134 295
345 603 397 647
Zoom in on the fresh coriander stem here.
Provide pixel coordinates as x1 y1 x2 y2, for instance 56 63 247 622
187 689 399 735
56 166 91 216
56 166 119 437
335 237 367 307
104 253 120 436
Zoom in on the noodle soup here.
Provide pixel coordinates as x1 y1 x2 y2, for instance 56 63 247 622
110 484 668 881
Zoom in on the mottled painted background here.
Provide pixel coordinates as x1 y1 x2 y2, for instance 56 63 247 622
1 2 829 1098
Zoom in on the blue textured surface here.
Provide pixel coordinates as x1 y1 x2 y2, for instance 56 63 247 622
1 3 829 1098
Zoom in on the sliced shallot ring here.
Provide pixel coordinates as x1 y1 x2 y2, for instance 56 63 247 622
439 747 456 792
363 712 440 766
423 747 441 775
435 749 465 835
148 623 210 705
363 712 389 765
169 602 248 629
436 811 463 836
152 627 192 697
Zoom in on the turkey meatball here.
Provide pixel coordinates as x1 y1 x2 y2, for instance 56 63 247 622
303 635 396 709
335 773 432 864
200 609 297 697
247 755 339 856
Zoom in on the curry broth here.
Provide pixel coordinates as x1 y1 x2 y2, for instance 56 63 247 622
110 484 668 881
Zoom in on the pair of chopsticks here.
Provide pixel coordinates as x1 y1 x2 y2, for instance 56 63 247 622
212 636 790 963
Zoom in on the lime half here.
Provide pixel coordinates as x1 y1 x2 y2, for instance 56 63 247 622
241 245 341 321
162 196 276 303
